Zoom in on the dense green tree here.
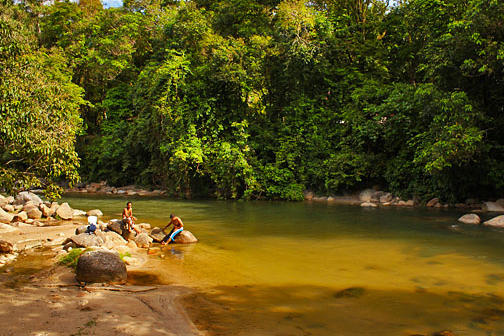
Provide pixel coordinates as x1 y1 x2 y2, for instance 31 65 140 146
0 3 84 199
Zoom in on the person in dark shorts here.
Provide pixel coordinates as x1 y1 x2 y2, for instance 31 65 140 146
161 214 184 245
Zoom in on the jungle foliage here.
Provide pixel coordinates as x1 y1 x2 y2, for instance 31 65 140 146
1 0 504 202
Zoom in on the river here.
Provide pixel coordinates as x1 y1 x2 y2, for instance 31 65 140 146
60 194 504 335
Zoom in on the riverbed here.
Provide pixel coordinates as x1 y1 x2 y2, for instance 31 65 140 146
59 194 504 335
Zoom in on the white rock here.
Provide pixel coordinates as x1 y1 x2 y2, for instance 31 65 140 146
484 215 504 227
458 214 481 225
360 202 377 207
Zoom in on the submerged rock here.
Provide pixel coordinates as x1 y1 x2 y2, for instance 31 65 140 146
334 287 366 298
76 250 127 284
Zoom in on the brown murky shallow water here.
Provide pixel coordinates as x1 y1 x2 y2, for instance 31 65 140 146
60 194 504 335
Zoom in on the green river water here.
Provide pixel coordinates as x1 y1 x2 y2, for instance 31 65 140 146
58 194 504 335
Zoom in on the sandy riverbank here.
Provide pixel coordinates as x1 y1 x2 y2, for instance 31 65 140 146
0 223 204 336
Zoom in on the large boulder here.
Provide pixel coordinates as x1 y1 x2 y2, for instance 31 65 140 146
0 208 14 224
107 220 123 235
122 229 134 241
87 209 103 217
65 233 104 248
75 251 127 284
482 202 504 212
0 240 13 253
150 227 166 243
56 202 73 220
27 208 42 220
134 233 152 248
458 214 481 225
15 191 43 206
484 215 504 227
173 230 198 244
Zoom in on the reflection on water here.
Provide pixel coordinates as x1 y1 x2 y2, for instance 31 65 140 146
60 194 504 335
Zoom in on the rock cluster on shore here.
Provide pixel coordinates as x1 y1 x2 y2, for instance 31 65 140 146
65 181 166 197
0 191 198 276
303 188 504 212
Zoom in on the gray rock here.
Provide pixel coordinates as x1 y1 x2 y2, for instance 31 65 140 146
482 202 504 212
150 227 166 242
426 198 439 207
174 230 198 244
312 196 328 202
0 240 13 253
134 233 152 248
496 198 504 206
484 215 504 227
87 209 103 217
359 189 374 202
27 208 42 219
15 191 43 206
12 211 28 222
458 214 481 225
76 251 127 284
67 233 104 248
56 202 73 220
0 208 14 224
